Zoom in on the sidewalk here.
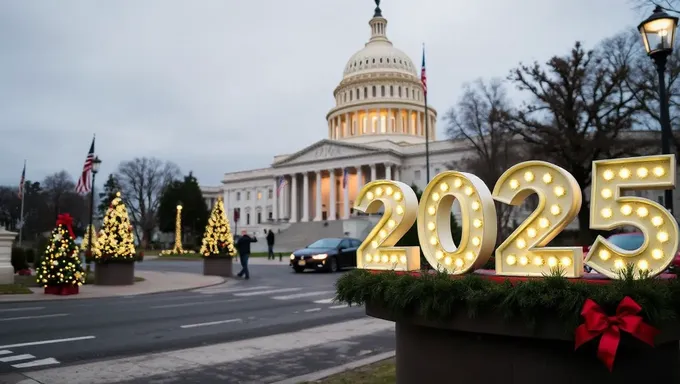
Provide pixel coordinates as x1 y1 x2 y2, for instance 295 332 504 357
0 271 224 303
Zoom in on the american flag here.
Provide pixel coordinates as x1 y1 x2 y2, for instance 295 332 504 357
421 45 427 96
276 176 288 195
18 160 26 199
342 168 349 189
75 137 95 194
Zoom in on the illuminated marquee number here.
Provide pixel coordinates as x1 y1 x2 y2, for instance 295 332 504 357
417 171 497 274
492 162 583 277
354 180 420 271
586 155 679 278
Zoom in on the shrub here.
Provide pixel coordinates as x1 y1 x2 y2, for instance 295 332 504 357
11 247 28 272
23 248 36 264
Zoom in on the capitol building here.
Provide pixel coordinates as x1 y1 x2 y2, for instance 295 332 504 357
200 2 476 243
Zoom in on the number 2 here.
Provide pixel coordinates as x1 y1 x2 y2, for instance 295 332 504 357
353 180 420 271
492 161 583 277
586 155 679 278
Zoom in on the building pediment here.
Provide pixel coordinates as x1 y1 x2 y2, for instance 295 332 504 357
272 140 382 167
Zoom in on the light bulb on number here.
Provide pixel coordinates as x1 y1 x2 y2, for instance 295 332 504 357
637 207 649 218
509 179 520 189
440 183 449 192
601 208 612 218
371 240 378 248
379 229 387 238
554 186 565 197
653 166 665 177
432 192 440 201
547 257 558 267
396 205 404 215
465 252 474 260
444 257 452 265
560 257 572 267
454 178 462 188
637 167 649 178
516 238 526 249
471 201 480 211
603 170 614 180
435 250 444 259
430 236 438 245
394 191 402 201
366 192 374 200
601 188 613 199
427 206 436 215
550 205 561 216
620 205 633 216
454 258 464 268
657 231 669 243
375 187 384 196
464 186 474 196
519 256 529 265
473 219 482 228
539 217 550 228
619 168 631 179
542 173 553 184
638 260 649 270
652 216 664 227
385 187 393 196
598 250 611 260
400 255 407 264
507 255 517 265
533 256 543 266
527 228 537 238
472 236 481 246
652 249 664 260
524 172 534 182
614 259 625 269
390 255 397 263
427 222 436 231
387 219 395 228
381 255 389 263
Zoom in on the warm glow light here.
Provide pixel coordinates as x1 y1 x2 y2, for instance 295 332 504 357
637 167 649 178
427 222 436 231
465 252 475 260
365 254 372 262
638 259 649 270
400 255 407 264
601 188 613 199
519 256 529 265
387 219 396 228
454 258 464 268
550 205 561 216
394 191 402 201
547 257 558 267
464 186 474 196
524 172 534 182
432 192 440 201
381 255 388 263
652 249 664 259
620 205 633 216
440 183 449 192
385 187 394 195
507 255 517 265
653 166 666 177
603 170 614 180
560 257 572 267
652 216 664 227
430 236 438 245
367 192 374 200
657 231 669 243
614 259 625 269
427 206 436 215
532 256 543 266
527 228 537 238
371 240 379 248
601 208 613 218
376 187 384 196
471 201 480 211
509 179 520 189
454 178 462 188
599 250 611 260
396 205 404 215
444 257 452 265
619 168 631 179
472 236 481 246
379 229 387 238
554 186 565 197
539 218 550 228
637 207 649 217
516 238 526 249
542 173 553 184
436 250 444 259
390 255 397 263
473 219 483 228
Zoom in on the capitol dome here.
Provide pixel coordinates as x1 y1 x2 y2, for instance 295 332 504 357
326 0 437 145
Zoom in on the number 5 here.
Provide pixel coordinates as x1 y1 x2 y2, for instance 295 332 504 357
586 155 679 278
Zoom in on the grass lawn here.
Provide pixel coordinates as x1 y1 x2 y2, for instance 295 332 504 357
301 359 395 384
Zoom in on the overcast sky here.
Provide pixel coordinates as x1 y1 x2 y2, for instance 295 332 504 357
0 0 651 187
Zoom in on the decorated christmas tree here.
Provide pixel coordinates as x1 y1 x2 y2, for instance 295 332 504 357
199 197 236 257
80 224 101 259
97 191 136 263
36 213 85 294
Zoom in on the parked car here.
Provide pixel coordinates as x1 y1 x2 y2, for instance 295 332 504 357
289 237 361 273
583 232 680 273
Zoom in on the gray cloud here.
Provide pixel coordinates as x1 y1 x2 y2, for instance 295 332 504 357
0 0 643 186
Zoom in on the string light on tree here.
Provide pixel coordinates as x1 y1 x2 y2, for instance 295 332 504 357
36 214 85 291
80 224 101 259
97 192 136 262
200 197 237 257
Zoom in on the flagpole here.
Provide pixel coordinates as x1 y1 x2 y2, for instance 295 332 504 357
422 44 431 183
18 160 26 246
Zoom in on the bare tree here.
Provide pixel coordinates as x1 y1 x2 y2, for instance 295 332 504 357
43 171 76 221
631 0 680 14
115 157 181 248
507 41 648 243
444 78 522 239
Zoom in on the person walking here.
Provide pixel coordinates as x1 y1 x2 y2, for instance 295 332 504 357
266 229 275 260
236 230 257 279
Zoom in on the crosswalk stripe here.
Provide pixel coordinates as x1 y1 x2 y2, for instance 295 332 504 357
0 350 11 356
12 357 60 369
313 298 334 304
271 291 335 300
0 354 34 363
234 288 302 297
194 286 271 294
329 304 349 309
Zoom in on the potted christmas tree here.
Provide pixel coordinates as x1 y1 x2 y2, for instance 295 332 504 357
36 213 85 295
95 191 136 285
200 197 237 276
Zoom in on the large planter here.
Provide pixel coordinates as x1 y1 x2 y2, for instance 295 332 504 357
94 262 135 286
366 301 680 384
203 256 233 277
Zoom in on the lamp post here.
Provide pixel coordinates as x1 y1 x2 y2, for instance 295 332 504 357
87 156 102 269
639 5 679 214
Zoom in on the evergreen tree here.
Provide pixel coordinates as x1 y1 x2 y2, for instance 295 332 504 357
80 224 101 259
97 191 136 262
97 174 119 220
158 172 209 244
36 213 85 288
199 197 236 257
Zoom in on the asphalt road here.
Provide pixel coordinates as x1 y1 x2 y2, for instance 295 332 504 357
0 260 382 377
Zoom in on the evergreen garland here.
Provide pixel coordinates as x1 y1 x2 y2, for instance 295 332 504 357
335 269 680 332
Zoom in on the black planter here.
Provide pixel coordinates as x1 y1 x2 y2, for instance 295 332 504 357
366 302 680 384
203 257 233 277
94 262 135 286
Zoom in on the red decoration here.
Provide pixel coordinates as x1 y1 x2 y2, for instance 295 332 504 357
44 285 79 295
574 296 659 371
56 213 76 239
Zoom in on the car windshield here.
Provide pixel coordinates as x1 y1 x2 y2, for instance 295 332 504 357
608 234 644 251
307 239 341 249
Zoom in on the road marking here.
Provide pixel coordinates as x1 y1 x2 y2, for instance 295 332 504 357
0 336 96 349
0 313 68 322
0 350 11 356
150 298 244 309
233 288 301 297
0 354 34 363
313 298 334 304
180 318 242 329
194 285 271 294
304 308 322 313
12 357 60 369
329 304 349 309
271 291 335 300
0 307 45 313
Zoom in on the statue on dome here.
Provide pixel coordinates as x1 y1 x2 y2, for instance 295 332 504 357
374 0 382 17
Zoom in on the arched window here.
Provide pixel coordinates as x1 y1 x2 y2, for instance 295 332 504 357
406 88 410 98
390 85 394 97
398 86 402 97
372 86 376 97
364 87 368 98
381 85 385 97
356 89 359 99
350 91 353 101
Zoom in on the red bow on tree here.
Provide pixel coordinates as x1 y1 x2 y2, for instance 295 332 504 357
574 296 659 371
56 213 76 239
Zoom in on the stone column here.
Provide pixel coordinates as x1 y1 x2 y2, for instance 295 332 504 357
302 172 310 222
394 167 400 181
364 108 369 134
329 169 337 221
343 172 350 219
385 164 392 180
345 112 350 136
315 170 322 221
370 164 377 181
0 228 17 284
356 166 364 196
272 178 279 222
417 111 422 136
290 174 298 223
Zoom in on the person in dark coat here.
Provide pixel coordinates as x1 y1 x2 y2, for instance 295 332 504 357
266 229 275 260
236 230 257 279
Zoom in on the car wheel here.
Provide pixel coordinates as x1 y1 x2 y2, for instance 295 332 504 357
293 266 304 273
328 257 339 273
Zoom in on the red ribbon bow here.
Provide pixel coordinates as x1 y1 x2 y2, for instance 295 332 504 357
56 213 75 239
574 296 659 371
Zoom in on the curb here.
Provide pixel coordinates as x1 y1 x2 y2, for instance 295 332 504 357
271 351 395 384
0 275 228 304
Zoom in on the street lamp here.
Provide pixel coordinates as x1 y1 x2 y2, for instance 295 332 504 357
86 156 102 269
639 5 679 214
